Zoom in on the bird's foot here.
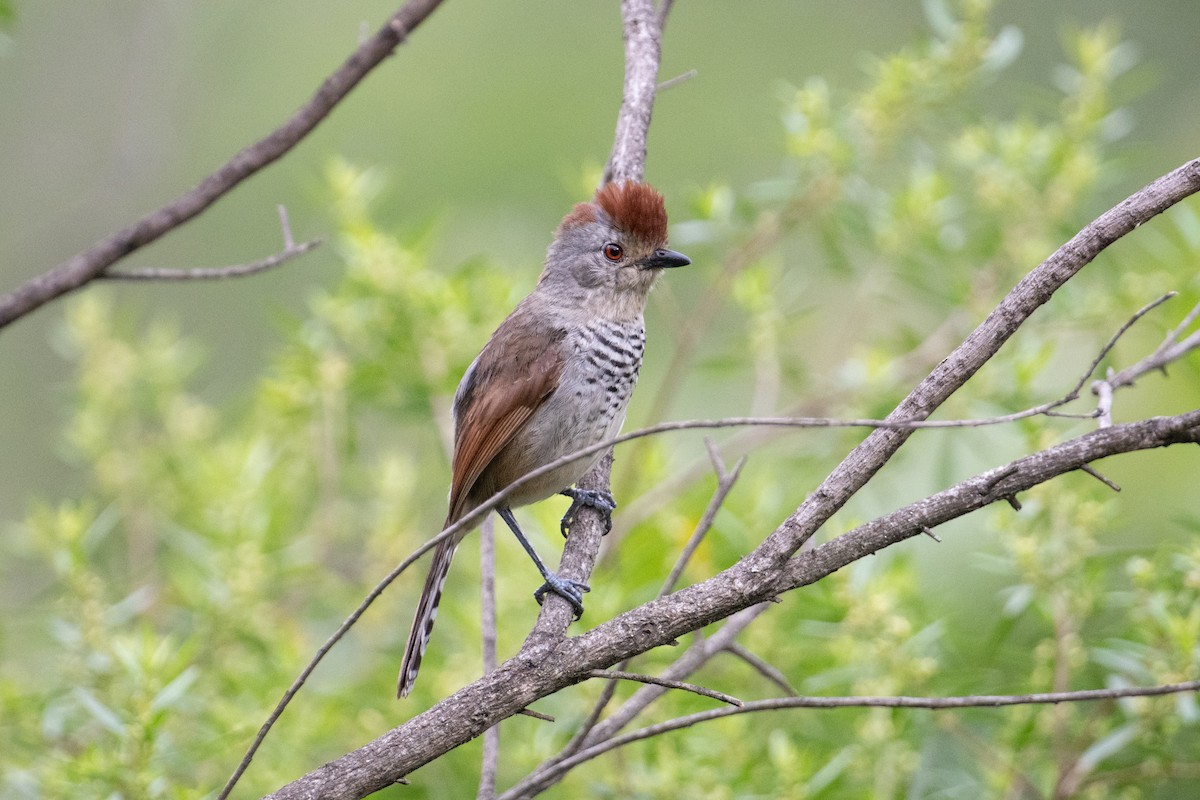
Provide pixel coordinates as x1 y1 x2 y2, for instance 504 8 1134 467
533 572 591 619
559 488 616 537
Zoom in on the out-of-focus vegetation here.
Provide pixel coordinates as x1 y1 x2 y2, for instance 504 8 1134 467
2 1 1199 798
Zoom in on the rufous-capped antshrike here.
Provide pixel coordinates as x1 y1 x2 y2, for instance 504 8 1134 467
397 182 689 697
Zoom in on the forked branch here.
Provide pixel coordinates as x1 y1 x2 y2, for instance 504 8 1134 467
0 0 446 328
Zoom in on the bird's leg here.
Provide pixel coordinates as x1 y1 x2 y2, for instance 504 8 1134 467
496 506 589 619
558 488 617 538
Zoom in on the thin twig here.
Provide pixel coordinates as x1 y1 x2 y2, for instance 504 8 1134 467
585 669 743 707
1095 298 1200 393
477 516 499 800
101 239 321 281
504 604 773 800
657 69 697 92
278 204 296 249
1079 463 1121 492
520 681 1200 790
1065 292 1176 397
659 439 745 598
657 0 676 29
723 642 798 696
0 0 447 328
559 673 621 762
516 708 555 723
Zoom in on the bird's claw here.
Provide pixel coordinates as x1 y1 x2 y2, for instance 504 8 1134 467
559 488 616 538
534 572 591 619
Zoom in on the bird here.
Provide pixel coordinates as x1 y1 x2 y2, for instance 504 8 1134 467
397 181 690 698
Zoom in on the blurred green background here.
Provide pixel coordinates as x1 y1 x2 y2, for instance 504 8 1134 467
2 1 1200 798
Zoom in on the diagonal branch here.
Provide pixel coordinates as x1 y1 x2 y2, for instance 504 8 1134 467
476 516 500 800
747 156 1200 577
584 669 742 707
516 680 1200 789
1092 297 1200 425
244 285 1200 799
0 0 446 329
523 0 670 650
102 206 322 281
265 410 1200 799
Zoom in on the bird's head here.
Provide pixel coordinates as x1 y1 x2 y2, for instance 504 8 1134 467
540 182 689 315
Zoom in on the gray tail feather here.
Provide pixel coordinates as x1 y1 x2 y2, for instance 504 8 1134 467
397 537 459 698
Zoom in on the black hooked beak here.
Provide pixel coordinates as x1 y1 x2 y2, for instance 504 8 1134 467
641 248 691 270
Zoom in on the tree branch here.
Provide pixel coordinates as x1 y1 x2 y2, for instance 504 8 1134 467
520 0 670 659
262 412 1200 798
603 0 663 185
1092 296 1200 425
101 241 321 282
476 516 500 800
782 410 1200 593
584 669 742 707
495 605 778 800
516 681 1200 790
747 156 1200 578
101 205 322 281
0 0 446 329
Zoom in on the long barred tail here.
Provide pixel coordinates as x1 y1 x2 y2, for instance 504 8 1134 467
397 536 459 698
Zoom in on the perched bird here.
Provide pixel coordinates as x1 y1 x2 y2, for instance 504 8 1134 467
397 181 689 698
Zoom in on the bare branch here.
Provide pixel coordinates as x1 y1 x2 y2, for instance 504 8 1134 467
522 681 1200 789
781 410 1200 593
0 0 447 328
659 440 745 598
246 367 1200 797
1079 463 1121 492
603 0 663 185
584 669 743 707
657 69 698 92
1065 292 1176 397
477 516 499 800
1094 298 1200 395
516 708 555 723
723 642 798 697
504 604 773 800
101 240 321 281
523 0 673 662
749 156 1200 579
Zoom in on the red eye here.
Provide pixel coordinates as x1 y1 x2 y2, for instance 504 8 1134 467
602 243 623 262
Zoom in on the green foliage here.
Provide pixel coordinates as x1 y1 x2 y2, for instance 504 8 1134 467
3 2 1199 798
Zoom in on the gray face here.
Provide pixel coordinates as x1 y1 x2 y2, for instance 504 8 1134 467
544 211 664 297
